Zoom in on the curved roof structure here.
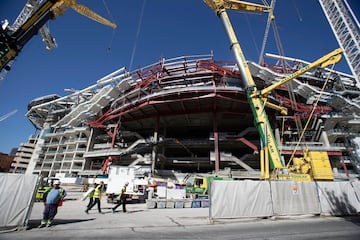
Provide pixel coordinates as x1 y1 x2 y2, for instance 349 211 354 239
25 53 360 176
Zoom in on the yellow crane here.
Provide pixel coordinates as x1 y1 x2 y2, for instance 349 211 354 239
0 0 116 73
204 0 342 181
51 0 117 29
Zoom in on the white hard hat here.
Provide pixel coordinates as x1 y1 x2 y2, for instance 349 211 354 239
53 180 61 185
125 181 129 185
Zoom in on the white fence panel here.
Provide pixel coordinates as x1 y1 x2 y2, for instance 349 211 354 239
210 180 272 219
351 181 360 204
317 181 360 215
0 173 38 231
209 180 360 219
271 181 320 216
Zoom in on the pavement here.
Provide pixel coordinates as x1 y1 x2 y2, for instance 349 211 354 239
0 189 213 239
3 188 358 240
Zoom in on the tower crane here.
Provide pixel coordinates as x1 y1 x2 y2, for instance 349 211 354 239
0 0 117 77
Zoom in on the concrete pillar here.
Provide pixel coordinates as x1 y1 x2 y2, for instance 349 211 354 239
151 117 159 175
320 131 330 147
85 128 94 152
213 114 220 175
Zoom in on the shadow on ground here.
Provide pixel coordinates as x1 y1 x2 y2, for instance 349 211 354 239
343 215 360 227
27 218 95 229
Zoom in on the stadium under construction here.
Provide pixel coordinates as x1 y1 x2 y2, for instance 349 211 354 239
11 52 360 179
7 0 360 181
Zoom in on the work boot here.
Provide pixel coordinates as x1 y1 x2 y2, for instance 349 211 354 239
85 209 89 214
38 222 46 228
112 208 115 213
38 220 47 228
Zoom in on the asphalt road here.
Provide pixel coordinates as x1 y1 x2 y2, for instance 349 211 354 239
1 191 359 239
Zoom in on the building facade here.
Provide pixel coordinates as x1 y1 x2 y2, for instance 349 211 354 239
11 134 37 173
20 54 360 179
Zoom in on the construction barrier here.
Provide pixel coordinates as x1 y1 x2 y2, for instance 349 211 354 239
316 181 360 215
210 180 272 218
352 181 360 202
271 181 320 216
210 180 360 219
0 173 39 231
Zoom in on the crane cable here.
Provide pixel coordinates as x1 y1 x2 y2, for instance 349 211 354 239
129 0 147 71
102 0 116 53
286 64 336 168
244 14 260 59
258 0 275 65
291 0 303 22
260 0 300 140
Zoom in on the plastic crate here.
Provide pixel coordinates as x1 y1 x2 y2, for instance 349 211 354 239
191 200 201 208
184 200 192 208
175 201 184 208
166 200 175 208
201 200 209 208
157 200 166 209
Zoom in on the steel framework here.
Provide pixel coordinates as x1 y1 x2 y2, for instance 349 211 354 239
319 0 360 86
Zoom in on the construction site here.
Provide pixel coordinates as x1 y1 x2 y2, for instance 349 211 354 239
16 50 359 180
4 0 357 182
1 0 360 233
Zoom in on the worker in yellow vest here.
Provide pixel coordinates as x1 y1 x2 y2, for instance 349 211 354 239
86 183 96 209
85 181 104 214
112 181 129 213
39 180 66 228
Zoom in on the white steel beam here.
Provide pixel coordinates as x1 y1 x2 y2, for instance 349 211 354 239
319 0 360 87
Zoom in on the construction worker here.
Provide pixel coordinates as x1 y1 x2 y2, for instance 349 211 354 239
39 180 66 228
112 181 129 213
86 183 97 208
85 181 104 214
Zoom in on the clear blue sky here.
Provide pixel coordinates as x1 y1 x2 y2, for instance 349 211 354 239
0 0 359 154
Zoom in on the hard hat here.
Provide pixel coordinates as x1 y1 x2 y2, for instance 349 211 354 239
125 181 129 185
53 180 61 185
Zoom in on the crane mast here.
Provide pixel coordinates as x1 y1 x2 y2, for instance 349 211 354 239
204 0 288 179
204 0 342 181
319 0 360 86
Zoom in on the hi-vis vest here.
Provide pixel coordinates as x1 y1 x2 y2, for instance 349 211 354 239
89 189 94 198
93 185 101 198
120 185 126 197
59 188 64 198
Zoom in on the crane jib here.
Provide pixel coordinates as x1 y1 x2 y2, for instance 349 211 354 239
19 0 56 33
